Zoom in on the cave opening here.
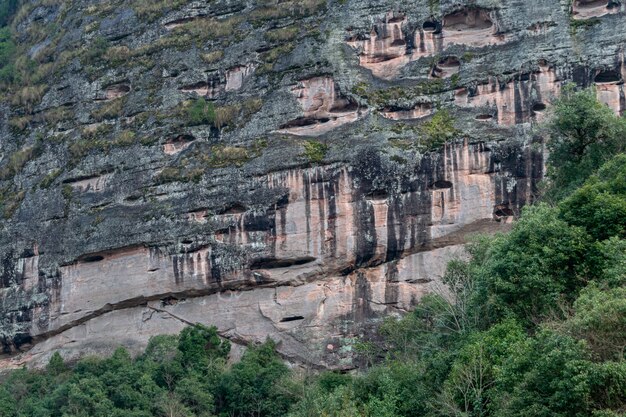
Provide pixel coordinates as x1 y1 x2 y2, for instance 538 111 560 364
280 316 305 322
475 114 493 121
422 20 439 32
574 0 610 9
532 103 547 112
218 202 247 215
594 70 622 84
250 256 316 270
430 180 453 189
81 255 105 263
444 8 493 32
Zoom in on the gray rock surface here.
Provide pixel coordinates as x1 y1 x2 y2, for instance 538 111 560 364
0 0 623 369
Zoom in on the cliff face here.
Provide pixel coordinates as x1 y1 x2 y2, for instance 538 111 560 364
0 0 622 369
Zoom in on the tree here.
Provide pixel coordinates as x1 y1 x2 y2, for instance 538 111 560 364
471 204 591 326
559 154 626 241
177 324 230 371
47 351 67 375
545 85 626 200
566 284 626 361
437 320 526 417
219 339 291 417
490 330 592 417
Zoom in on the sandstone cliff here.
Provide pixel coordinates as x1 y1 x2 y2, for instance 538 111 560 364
0 0 623 369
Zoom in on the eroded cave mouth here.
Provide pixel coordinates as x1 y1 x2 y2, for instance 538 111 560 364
574 0 610 10
422 20 440 33
167 134 195 146
532 103 547 112
218 203 248 215
443 8 493 32
250 256 317 269
594 70 622 84
280 316 305 322
104 83 131 99
475 114 493 121
493 204 515 217
438 56 461 68
280 117 331 129
430 180 453 190
365 189 390 200
80 255 105 263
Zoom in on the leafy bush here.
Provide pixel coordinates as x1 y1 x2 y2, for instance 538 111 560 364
303 140 328 163
186 98 216 126
420 109 460 149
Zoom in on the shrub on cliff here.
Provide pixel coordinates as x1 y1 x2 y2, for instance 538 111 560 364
186 98 216 126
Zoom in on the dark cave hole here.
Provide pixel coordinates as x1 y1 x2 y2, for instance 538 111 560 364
168 134 195 145
423 20 439 32
250 256 316 270
280 316 305 322
280 117 328 129
532 102 547 112
438 56 460 67
494 205 515 217
365 189 389 200
594 70 622 84
81 255 104 263
430 180 453 189
218 203 247 215
475 114 493 121
574 0 610 9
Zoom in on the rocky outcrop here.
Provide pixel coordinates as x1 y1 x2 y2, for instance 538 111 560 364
0 140 541 369
277 77 366 136
0 0 624 369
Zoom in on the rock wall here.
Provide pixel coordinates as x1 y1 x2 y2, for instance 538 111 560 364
0 0 623 369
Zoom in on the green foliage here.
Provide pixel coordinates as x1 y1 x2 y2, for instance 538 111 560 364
490 329 593 417
0 27 16 84
559 154 626 241
545 85 626 200
219 339 293 417
0 0 18 27
303 140 328 163
177 324 230 370
186 98 216 126
471 204 592 326
567 284 626 361
421 109 460 149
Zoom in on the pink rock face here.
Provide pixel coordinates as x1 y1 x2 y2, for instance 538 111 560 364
163 134 195 155
225 64 255 91
347 13 410 79
442 8 505 48
4 140 541 369
164 17 198 30
277 77 365 136
572 0 620 19
454 64 561 125
65 173 112 192
348 9 506 79
180 81 221 98
104 83 130 100
594 69 625 115
431 56 460 79
381 103 432 120
180 65 253 98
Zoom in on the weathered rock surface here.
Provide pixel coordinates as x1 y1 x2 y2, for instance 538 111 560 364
0 0 624 369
